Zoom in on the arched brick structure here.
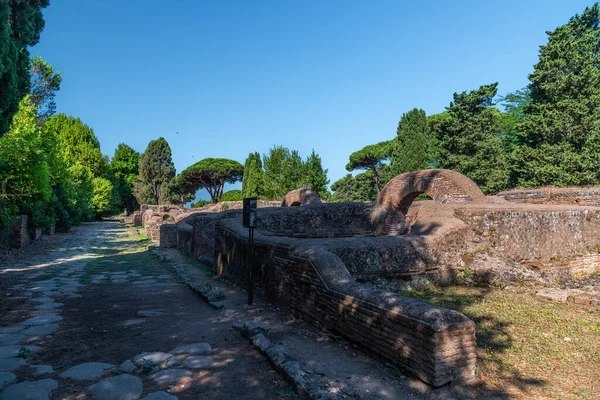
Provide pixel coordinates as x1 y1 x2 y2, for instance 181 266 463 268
372 169 485 235
281 188 322 207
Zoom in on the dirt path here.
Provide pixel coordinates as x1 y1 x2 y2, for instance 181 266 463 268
0 222 295 400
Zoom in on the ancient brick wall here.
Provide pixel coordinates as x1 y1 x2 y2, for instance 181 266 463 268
372 169 485 235
281 188 322 207
140 205 186 240
499 187 600 206
257 202 375 238
214 219 476 386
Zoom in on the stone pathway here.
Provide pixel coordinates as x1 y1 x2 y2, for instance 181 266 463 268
0 222 289 399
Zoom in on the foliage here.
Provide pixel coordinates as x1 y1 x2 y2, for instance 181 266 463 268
300 149 330 199
177 158 244 203
136 137 176 205
241 152 264 198
513 4 600 187
434 83 509 194
111 143 140 213
221 189 243 201
388 108 431 178
345 141 392 194
0 97 51 228
330 171 378 202
0 0 49 136
262 146 301 200
191 199 212 208
29 55 62 120
90 177 114 216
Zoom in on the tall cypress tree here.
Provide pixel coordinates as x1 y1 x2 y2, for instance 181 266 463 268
137 138 175 205
241 152 264 198
0 0 50 136
435 83 509 194
513 3 600 187
388 108 431 178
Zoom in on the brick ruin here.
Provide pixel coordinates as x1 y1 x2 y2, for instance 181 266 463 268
141 169 600 387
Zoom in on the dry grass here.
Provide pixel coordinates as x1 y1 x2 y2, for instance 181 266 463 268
399 285 600 399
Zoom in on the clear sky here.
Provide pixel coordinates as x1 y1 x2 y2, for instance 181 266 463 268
33 0 594 199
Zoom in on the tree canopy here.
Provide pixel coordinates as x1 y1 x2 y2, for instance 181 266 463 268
136 137 176 205
345 141 392 194
29 55 62 120
178 158 244 203
241 152 264 198
512 3 600 187
330 171 377 202
0 0 49 136
111 143 140 214
388 108 431 178
300 149 330 199
435 83 509 194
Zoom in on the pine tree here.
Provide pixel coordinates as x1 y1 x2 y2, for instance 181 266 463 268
513 3 600 187
388 108 431 178
345 141 392 195
435 83 509 194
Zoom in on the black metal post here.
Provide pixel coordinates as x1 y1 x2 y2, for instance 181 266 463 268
247 226 254 305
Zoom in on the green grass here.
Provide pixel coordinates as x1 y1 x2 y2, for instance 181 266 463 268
399 285 600 399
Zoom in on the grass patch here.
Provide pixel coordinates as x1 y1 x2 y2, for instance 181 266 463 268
399 285 600 399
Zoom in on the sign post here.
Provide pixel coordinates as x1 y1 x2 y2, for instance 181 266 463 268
242 197 257 305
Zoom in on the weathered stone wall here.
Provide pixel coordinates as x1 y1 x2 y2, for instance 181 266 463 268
257 202 375 237
0 215 29 251
140 205 186 240
372 169 485 235
281 188 322 207
499 187 600 206
214 219 476 386
452 208 600 262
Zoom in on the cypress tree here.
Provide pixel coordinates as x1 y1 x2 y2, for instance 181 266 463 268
388 108 431 178
301 149 330 199
137 138 176 205
513 4 600 187
242 152 265 198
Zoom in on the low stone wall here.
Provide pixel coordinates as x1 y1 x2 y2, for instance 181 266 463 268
0 215 29 251
214 219 476 386
140 205 187 240
499 187 600 206
257 203 375 238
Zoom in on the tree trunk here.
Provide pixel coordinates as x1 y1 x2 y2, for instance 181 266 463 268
372 166 382 195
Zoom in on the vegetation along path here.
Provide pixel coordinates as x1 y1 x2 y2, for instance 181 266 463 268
0 222 294 400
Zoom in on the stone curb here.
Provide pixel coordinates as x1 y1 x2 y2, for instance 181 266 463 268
150 249 226 310
234 321 339 400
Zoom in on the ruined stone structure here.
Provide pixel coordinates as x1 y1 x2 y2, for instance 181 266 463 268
281 188 322 207
0 215 30 251
139 205 186 240
372 169 485 235
153 169 600 387
500 187 600 206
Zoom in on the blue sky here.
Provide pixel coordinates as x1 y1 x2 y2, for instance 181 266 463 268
33 0 594 199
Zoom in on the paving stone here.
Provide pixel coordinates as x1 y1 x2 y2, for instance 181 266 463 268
0 326 24 334
0 345 39 359
141 392 178 400
536 288 572 302
33 297 55 304
150 369 192 386
136 310 164 317
0 372 16 390
0 334 25 345
133 352 173 366
31 365 53 376
159 357 182 369
21 324 58 336
22 315 62 326
35 303 63 311
169 343 211 356
0 378 57 400
121 319 146 327
118 359 136 373
182 356 213 369
61 362 113 381
88 374 143 400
